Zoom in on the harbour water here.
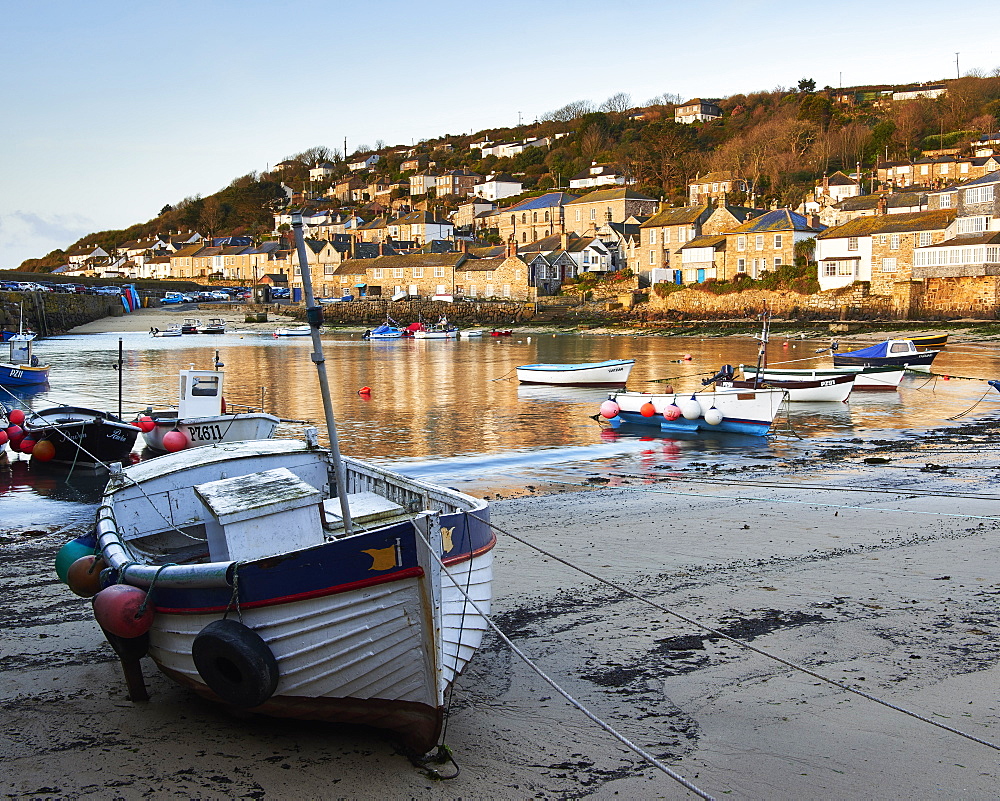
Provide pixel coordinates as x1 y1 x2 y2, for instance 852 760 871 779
4 327 1000 529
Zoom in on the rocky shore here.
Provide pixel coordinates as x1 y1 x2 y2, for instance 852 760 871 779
2 415 999 798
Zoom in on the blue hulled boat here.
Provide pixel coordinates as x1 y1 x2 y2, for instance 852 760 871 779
0 335 49 386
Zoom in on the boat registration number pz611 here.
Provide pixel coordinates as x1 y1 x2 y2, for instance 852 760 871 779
187 424 223 442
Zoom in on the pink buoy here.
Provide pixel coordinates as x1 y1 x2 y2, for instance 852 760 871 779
0 430 8 446
599 400 620 419
162 429 188 452
640 402 656 417
93 584 155 638
663 404 682 421
681 354 692 361
138 416 155 433
8 409 24 425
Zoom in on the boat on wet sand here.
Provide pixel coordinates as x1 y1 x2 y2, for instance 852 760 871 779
741 364 905 390
181 318 201 334
140 354 279 453
198 318 226 334
151 324 182 337
718 372 854 402
517 359 635 387
72 209 496 756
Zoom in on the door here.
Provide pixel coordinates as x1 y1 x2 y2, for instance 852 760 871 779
697 268 706 283
673 270 683 285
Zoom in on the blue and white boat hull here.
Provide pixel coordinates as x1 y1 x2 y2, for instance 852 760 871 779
607 388 787 436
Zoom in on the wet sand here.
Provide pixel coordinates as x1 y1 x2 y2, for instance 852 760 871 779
69 305 299 335
2 420 1000 798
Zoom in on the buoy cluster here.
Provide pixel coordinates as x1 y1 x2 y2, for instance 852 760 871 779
597 394 725 427
3 408 56 461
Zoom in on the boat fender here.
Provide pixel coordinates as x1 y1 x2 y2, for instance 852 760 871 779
680 396 702 420
192 619 279 708
32 439 55 462
599 400 619 419
55 531 98 584
220 396 226 414
639 401 656 417
93 584 155 638
162 429 188 452
8 408 24 425
704 407 724 426
663 404 682 421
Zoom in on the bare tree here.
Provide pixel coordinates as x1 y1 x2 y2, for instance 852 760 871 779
374 139 387 151
599 92 632 114
295 146 333 166
541 100 594 122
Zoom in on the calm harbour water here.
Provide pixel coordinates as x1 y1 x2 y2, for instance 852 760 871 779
5 327 1000 530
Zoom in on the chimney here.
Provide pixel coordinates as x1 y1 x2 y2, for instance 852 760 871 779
560 232 570 250
506 236 518 258
877 194 888 215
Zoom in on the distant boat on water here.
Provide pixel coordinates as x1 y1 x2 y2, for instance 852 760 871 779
516 359 634 387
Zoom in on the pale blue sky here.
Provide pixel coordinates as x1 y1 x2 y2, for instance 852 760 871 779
1 0 995 267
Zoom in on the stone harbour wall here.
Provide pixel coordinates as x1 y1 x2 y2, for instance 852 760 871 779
287 299 529 327
0 292 132 335
917 276 1000 319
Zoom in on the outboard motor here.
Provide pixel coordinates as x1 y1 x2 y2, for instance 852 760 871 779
702 364 735 386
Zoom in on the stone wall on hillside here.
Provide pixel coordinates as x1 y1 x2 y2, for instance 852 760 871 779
287 299 528 327
0 292 130 335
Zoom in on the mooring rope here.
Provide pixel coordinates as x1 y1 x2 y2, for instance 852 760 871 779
412 524 714 800
466 507 1000 755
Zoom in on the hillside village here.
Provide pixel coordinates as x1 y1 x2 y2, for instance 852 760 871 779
26 75 1000 318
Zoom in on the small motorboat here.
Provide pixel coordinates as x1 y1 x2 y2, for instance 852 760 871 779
274 325 312 337
831 339 939 372
140 353 279 453
0 335 50 386
711 366 854 402
460 330 484 338
490 329 513 337
363 317 405 340
198 318 227 334
181 318 201 334
516 359 635 387
602 387 787 437
22 406 139 468
908 333 948 349
150 324 182 337
741 364 904 390
414 325 459 339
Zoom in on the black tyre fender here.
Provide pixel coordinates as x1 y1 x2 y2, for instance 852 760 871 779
191 619 279 707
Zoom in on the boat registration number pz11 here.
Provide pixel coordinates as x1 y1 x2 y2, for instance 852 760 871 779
187 424 223 442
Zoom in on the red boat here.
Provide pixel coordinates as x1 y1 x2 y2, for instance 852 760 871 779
490 329 512 337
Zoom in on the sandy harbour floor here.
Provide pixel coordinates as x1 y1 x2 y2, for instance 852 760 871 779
2 318 1000 798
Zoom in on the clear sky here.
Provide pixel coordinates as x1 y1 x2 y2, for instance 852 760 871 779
1 0 996 268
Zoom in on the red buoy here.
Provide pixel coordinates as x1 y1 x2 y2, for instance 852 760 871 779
19 438 36 454
0 430 8 446
67 554 107 598
162 429 188 452
6 425 22 445
640 401 656 417
358 386 371 396
92 584 155 638
138 416 155 433
8 409 25 426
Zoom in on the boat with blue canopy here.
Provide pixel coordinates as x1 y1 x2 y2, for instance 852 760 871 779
831 339 939 372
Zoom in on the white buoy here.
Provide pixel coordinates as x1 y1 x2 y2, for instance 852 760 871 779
704 407 724 425
680 396 702 420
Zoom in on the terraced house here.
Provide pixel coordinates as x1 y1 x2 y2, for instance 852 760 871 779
496 192 578 244
564 188 658 237
720 210 825 280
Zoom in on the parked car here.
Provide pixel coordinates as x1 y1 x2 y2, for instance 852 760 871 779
209 291 230 301
162 291 185 304
270 287 290 298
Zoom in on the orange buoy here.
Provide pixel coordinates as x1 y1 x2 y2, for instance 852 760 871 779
67 554 107 597
640 401 656 417
943 375 950 380
92 584 155 638
32 439 56 462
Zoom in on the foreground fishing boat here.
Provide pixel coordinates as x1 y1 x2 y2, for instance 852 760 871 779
742 364 905 390
717 372 854 402
601 388 787 436
90 437 493 752
141 354 279 452
517 359 635 387
23 406 138 468
831 339 939 372
0 335 50 386
59 209 496 755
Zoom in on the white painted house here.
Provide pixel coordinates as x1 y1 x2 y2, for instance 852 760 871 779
473 173 523 201
349 153 380 171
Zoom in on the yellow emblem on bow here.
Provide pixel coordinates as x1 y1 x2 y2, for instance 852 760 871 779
363 543 399 571
441 526 455 553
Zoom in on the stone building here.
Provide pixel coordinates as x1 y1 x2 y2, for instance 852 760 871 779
496 192 578 245
563 188 658 237
721 210 824 280
687 171 748 205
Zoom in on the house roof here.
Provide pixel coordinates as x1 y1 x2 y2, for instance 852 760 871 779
171 244 204 258
362 253 466 271
392 210 451 226
925 230 1000 248
679 235 727 250
565 188 657 205
816 209 956 239
837 192 925 212
728 209 825 234
954 169 1000 188
825 171 858 186
463 257 508 272
641 204 711 228
569 163 624 180
689 171 739 185
503 192 578 212
483 173 519 184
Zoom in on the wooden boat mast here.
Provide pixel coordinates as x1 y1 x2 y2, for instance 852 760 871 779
291 211 354 536
751 310 771 388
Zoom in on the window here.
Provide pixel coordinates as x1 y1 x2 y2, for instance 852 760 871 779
890 234 900 250
590 208 596 220
433 266 445 278
823 261 837 277
848 237 858 251
502 284 511 297
961 162 970 173
939 193 952 208
544 211 549 222
392 267 404 278
774 257 782 268
324 264 335 274
413 266 424 278
522 232 527 242
533 212 537 223
373 268 383 279
340 276 348 284
773 234 782 248
966 186 995 204
921 165 929 175
664 228 671 243
919 231 932 247
649 230 656 245
941 164 949 174
880 257 897 272
583 252 590 264
755 235 764 250
958 216 988 234
515 269 522 282
737 258 746 272
465 271 472 280
737 235 746 251
521 213 526 224
510 215 515 225
761 258 767 271
838 261 853 276
469 284 477 297
485 284 494 296
485 271 493 280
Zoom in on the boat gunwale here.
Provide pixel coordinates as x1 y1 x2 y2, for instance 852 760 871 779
516 358 635 372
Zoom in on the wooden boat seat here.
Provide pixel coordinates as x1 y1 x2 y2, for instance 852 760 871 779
322 492 408 537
